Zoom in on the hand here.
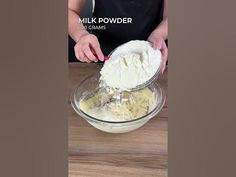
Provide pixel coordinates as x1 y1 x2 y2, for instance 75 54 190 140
74 33 104 62
148 34 168 74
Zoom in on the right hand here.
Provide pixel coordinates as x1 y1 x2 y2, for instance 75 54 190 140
74 33 104 62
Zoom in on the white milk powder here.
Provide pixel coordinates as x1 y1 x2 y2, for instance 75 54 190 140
100 40 162 91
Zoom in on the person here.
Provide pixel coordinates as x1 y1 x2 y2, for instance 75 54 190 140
69 0 168 73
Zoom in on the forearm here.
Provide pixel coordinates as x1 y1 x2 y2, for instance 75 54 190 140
152 17 168 40
68 9 88 42
151 0 168 40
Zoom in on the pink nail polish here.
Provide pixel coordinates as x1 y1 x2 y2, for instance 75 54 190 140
104 56 109 61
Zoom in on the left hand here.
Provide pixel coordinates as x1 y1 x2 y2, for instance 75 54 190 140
148 34 168 74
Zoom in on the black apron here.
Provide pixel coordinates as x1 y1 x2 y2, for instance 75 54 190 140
93 0 164 55
69 0 164 62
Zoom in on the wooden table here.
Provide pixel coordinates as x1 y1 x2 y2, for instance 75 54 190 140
68 63 168 177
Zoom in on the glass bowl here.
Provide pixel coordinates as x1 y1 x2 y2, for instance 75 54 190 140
70 74 166 133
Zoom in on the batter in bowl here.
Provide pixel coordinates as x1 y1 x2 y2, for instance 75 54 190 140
79 87 156 122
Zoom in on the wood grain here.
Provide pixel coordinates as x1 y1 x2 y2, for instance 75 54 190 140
68 63 168 177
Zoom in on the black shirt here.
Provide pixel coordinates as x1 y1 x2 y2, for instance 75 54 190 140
69 0 164 62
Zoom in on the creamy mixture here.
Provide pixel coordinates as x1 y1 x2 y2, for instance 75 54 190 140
100 40 162 91
79 87 156 122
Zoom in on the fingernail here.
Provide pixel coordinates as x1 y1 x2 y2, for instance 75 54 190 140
157 44 161 50
162 66 166 74
105 56 110 60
